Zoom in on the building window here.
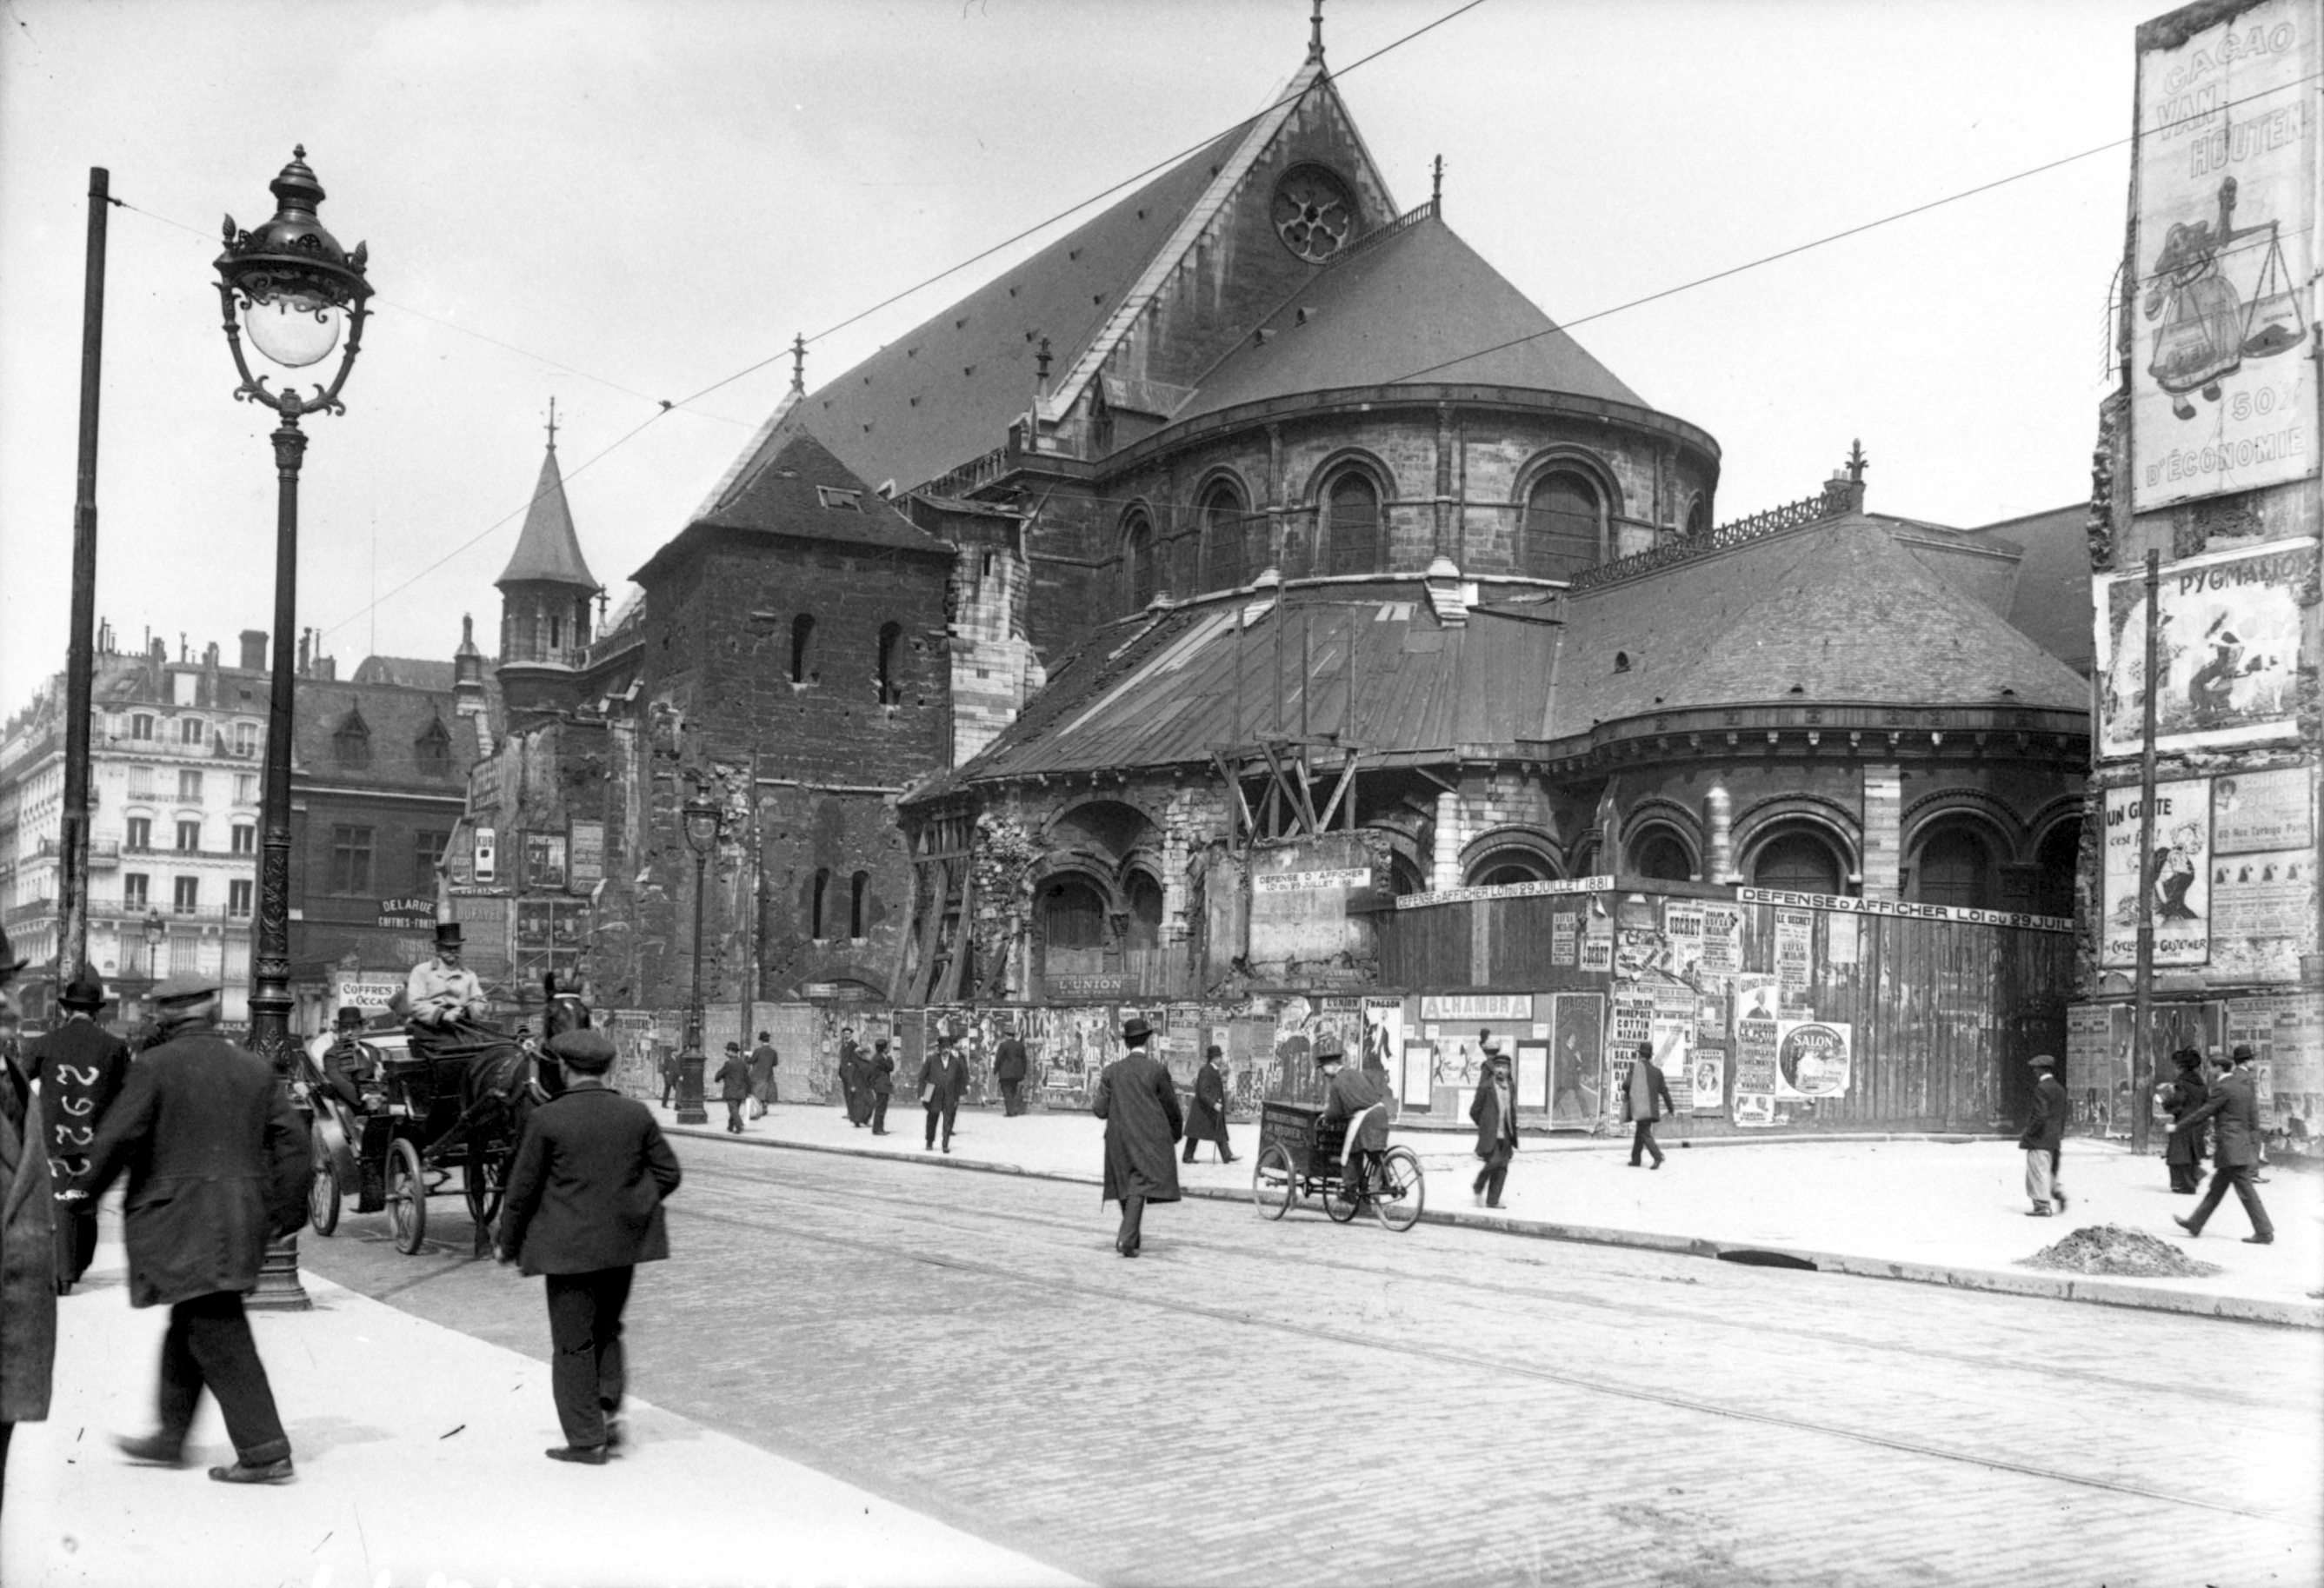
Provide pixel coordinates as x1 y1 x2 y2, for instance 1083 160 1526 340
1522 470 1606 579
876 622 903 706
234 773 257 805
229 879 253 918
816 485 862 510
1040 877 1109 977
413 830 449 889
330 825 375 894
1123 515 1156 609
130 714 153 741
1751 829 1848 896
233 721 258 757
231 823 255 855
1911 824 1995 910
125 816 151 852
849 870 869 939
334 714 371 767
129 770 155 801
1630 830 1695 883
175 819 202 853
575 596 593 648
1467 847 1556 887
810 867 831 939
415 721 452 778
1201 481 1247 590
178 716 207 747
172 876 200 914
549 615 563 653
1685 495 1710 539
1323 471 1382 575
791 615 816 685
123 874 149 909
177 769 203 801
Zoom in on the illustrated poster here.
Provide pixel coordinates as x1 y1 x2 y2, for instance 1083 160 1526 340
2097 541 2315 754
1773 1020 1852 1100
1549 993 1603 1128
2101 778 2213 967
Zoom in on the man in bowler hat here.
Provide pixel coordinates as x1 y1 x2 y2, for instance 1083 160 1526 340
2172 1043 2274 1245
23 969 131 1293
498 1028 683 1463
712 1041 751 1133
77 973 310 1483
1622 1040 1675 1170
1094 1016 1181 1256
2020 1053 2069 1216
918 1033 969 1153
1182 1044 1236 1164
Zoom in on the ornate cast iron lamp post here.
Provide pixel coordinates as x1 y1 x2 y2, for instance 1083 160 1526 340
676 793 722 1126
215 148 371 1309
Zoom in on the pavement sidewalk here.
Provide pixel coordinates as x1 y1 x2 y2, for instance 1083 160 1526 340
0 1239 1082 1588
678 1098 2324 1327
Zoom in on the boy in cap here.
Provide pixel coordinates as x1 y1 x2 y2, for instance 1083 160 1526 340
713 1041 751 1133
2019 1053 2069 1216
499 1028 683 1463
23 969 131 1292
1093 1016 1181 1256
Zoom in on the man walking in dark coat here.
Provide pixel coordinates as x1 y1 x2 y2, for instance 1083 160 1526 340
1622 1040 1675 1170
657 1046 680 1109
2172 1043 2274 1244
712 1041 751 1133
918 1034 968 1153
23 970 131 1294
994 1026 1029 1117
2159 1047 2209 1193
838 1027 870 1126
77 973 310 1484
1094 1016 1181 1257
1470 1047 1519 1208
748 1030 779 1120
867 1036 895 1134
1182 1045 1236 1164
498 1029 683 1463
2020 1053 2069 1216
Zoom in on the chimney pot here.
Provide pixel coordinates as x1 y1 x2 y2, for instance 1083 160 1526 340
239 629 267 671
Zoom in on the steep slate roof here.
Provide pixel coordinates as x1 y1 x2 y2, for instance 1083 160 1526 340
1181 215 1645 419
1955 503 2094 674
496 443 597 590
291 679 478 791
350 655 456 691
1545 516 2091 739
634 429 950 585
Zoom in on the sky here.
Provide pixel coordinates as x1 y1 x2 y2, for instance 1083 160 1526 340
0 0 2170 704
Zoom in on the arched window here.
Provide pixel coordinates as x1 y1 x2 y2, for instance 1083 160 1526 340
1324 471 1381 575
876 621 902 705
1522 470 1605 579
1040 876 1109 981
1465 844 1557 888
549 615 563 653
2034 821 2080 919
1630 830 1695 882
1124 872 1164 953
810 867 831 938
575 597 594 648
1685 495 1710 539
791 615 816 685
849 869 870 939
1912 824 1996 910
1752 829 1847 896
1201 481 1247 589
1123 515 1156 609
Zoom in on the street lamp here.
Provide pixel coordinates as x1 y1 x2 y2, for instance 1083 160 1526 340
142 908 164 993
216 147 371 1312
676 792 723 1126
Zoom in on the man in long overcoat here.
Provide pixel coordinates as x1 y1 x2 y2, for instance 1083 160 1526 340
1094 1017 1181 1257
993 1027 1029 1117
77 973 310 1484
1181 1045 1236 1164
2019 1053 2068 1216
2172 1043 2274 1244
23 970 132 1292
2 961 57 1512
839 1027 869 1126
748 1030 779 1119
918 1035 969 1153
498 1029 683 1463
2159 1048 2209 1193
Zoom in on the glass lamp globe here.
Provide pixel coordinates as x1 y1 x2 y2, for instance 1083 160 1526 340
243 288 343 369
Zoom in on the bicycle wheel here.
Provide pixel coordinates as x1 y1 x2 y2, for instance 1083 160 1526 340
1372 1146 1425 1233
1252 1143 1295 1220
1322 1163 1362 1223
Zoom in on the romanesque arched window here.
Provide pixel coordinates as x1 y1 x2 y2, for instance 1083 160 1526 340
791 615 816 685
810 867 831 938
1685 495 1710 539
1629 829 1695 883
1123 515 1156 609
1752 828 1848 896
1324 471 1381 575
876 621 902 705
1201 480 1247 590
1522 470 1605 579
849 869 870 939
1911 823 1997 910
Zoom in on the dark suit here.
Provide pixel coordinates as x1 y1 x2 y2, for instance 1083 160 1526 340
1622 1058 1674 1167
23 1015 131 1287
918 1046 969 1150
2161 1069 2208 1193
867 1046 895 1134
1182 1060 1235 1163
77 1020 308 1466
994 1037 1029 1116
498 1084 683 1449
2175 1066 2273 1240
712 1054 751 1133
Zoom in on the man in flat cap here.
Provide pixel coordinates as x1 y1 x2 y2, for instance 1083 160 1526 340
498 1027 683 1464
1318 1039 1390 1203
2172 1043 2274 1245
1093 1016 1181 1257
2019 1053 2069 1217
77 973 310 1484
23 969 131 1293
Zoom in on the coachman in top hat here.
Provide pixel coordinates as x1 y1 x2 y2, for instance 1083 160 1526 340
404 920 496 1067
21 969 132 1293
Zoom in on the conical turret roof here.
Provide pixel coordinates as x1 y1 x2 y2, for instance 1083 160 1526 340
496 441 596 591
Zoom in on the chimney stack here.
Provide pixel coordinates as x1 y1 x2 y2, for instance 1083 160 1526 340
239 629 267 671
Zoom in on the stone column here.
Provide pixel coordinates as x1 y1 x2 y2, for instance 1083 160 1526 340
1430 789 1464 891
1861 762 1902 900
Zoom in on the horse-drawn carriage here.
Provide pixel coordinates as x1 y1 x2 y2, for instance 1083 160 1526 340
1250 1099 1425 1232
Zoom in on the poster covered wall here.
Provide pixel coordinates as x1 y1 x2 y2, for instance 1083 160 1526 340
2096 541 2315 755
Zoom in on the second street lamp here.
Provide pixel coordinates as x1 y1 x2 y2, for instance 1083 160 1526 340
215 146 372 1311
676 794 723 1126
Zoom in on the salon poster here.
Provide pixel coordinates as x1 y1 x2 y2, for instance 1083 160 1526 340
1774 1020 1853 1100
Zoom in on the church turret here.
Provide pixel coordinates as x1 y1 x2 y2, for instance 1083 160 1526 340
495 402 600 720
453 612 494 755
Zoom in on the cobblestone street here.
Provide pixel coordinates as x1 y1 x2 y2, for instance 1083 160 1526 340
302 1133 2324 1588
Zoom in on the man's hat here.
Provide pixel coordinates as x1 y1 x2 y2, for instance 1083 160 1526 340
547 1029 616 1071
2172 1048 2202 1069
335 1005 367 1028
59 970 108 1009
1121 1015 1154 1045
873 1035 890 1048
434 920 463 946
2028 1053 2056 1068
1635 1041 1654 1060
1205 1044 1224 1059
1489 1047 1513 1066
151 972 221 1005
1314 1038 1345 1066
2229 1043 2257 1063
725 1040 741 1053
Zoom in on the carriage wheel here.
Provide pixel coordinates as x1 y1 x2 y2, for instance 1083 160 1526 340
1252 1143 1295 1220
307 1126 342 1237
387 1137 428 1254
1322 1164 1362 1223
1372 1146 1425 1234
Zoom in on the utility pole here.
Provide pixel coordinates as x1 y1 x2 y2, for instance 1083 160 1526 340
57 169 111 990
2130 549 2160 1156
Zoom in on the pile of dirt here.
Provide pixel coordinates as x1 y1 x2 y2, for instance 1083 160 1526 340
2019 1223 2222 1279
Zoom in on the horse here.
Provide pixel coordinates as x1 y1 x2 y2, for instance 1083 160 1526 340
429 973 594 1254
